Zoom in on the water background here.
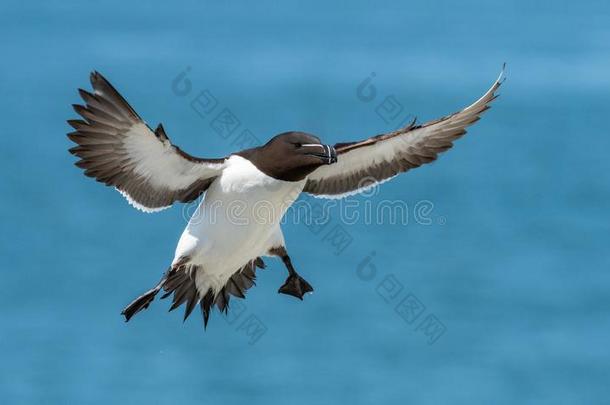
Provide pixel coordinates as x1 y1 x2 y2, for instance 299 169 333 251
1 1 609 403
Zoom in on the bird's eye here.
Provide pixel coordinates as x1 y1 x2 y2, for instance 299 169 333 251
293 142 302 148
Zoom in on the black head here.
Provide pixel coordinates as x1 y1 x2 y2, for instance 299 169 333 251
237 131 338 182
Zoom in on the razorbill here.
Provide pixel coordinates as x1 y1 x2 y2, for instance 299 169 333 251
67 68 503 327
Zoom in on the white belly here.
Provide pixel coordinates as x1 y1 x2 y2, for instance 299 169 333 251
173 155 304 293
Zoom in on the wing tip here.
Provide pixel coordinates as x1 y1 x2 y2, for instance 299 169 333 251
89 70 111 93
90 70 102 84
66 118 87 130
491 62 507 93
463 64 506 113
499 62 507 84
72 103 86 116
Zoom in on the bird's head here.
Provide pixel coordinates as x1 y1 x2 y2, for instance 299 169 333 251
248 131 337 181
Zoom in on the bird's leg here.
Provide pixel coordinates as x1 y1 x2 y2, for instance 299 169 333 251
121 269 169 322
277 253 314 300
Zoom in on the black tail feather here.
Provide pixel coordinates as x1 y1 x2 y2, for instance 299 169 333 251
123 258 265 327
196 259 262 328
200 290 214 328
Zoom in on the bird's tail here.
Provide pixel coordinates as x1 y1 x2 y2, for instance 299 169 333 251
120 257 266 327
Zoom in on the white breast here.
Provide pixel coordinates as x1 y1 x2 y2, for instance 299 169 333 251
174 155 304 293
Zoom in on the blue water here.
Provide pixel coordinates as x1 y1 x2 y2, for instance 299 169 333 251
2 0 610 403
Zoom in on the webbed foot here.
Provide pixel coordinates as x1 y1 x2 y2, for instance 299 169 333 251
278 274 314 300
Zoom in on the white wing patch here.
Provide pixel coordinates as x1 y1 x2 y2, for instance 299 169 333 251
116 187 171 213
304 68 504 198
68 72 227 212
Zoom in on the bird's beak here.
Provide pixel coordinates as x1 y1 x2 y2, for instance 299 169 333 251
328 145 338 164
302 144 338 164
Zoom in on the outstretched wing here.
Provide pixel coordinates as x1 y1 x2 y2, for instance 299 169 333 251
303 69 505 198
68 71 226 212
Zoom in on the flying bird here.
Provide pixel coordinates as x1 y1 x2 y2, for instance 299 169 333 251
68 68 504 327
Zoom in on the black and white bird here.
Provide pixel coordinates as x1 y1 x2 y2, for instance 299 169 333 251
68 69 503 327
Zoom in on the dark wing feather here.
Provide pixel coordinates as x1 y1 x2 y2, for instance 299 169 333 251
68 71 226 212
303 69 504 198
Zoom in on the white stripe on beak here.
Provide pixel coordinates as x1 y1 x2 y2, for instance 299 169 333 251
301 143 326 150
323 144 331 164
